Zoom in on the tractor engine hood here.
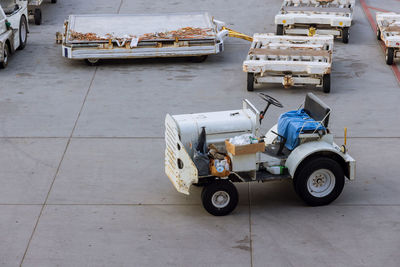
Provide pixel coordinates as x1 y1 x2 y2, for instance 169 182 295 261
170 100 260 158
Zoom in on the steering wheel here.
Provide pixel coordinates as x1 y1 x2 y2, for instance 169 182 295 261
258 93 284 108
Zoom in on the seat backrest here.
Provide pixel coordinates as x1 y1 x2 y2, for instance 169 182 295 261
303 93 331 127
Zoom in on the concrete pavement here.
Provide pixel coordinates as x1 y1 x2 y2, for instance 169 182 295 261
0 0 399 266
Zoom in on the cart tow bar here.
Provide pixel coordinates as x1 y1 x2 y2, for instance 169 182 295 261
222 26 253 42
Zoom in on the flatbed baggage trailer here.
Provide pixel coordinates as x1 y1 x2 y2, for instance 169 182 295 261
275 0 355 43
243 34 333 93
28 0 57 25
376 12 400 65
60 12 232 65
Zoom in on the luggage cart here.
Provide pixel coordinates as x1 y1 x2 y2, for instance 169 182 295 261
28 0 57 25
243 34 333 93
376 12 400 65
275 0 355 43
59 12 252 66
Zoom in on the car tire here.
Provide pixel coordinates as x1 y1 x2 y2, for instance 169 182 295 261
276 24 284 35
18 16 28 50
84 58 100 66
201 180 238 216
247 73 254 91
294 157 345 206
190 55 208 63
34 8 42 25
0 43 9 69
376 27 381 41
322 74 331 94
342 27 349 44
386 48 394 65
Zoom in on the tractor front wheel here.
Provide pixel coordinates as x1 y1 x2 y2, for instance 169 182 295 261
201 180 238 216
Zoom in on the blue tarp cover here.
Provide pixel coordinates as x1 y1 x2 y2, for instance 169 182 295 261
278 109 325 150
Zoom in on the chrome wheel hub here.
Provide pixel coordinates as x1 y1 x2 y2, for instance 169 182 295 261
307 169 335 198
211 191 230 208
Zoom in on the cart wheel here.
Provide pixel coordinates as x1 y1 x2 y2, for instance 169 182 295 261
201 180 238 216
190 55 208 63
0 43 9 69
51 0 57 3
376 27 381 41
386 48 394 65
85 58 100 66
294 157 344 206
34 8 42 25
247 73 254 92
276 24 284 35
18 16 28 50
322 74 330 94
342 27 349 44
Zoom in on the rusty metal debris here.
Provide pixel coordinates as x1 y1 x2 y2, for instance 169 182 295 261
69 27 213 42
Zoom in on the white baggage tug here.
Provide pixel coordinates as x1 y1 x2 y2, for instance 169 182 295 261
243 34 333 93
59 12 249 66
165 93 355 216
376 12 400 65
0 0 28 69
275 0 355 43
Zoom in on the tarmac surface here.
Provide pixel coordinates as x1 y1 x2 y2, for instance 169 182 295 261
0 0 399 266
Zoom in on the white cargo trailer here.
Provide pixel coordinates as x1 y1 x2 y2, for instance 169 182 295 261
60 12 234 65
0 0 28 69
376 12 400 65
275 0 355 43
28 0 57 25
243 34 333 93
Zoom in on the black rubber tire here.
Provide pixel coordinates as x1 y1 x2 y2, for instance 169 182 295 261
34 8 42 25
190 55 208 63
0 42 9 69
342 27 349 44
84 58 100 66
201 180 239 216
18 16 28 50
377 27 381 41
276 24 284 35
247 73 254 92
386 47 394 65
51 0 57 3
294 157 345 206
322 74 331 94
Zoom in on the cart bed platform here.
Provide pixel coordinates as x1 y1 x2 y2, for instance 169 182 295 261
243 34 333 92
61 12 227 63
275 0 355 42
376 12 400 65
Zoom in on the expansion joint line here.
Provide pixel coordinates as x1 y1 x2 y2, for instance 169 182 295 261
19 68 99 267
248 184 254 267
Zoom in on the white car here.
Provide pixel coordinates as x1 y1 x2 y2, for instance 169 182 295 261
0 0 29 69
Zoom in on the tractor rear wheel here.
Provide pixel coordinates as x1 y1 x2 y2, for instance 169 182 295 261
294 157 344 206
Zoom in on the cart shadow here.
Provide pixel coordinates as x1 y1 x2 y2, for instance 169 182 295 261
254 83 324 95
93 57 213 67
249 180 304 208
